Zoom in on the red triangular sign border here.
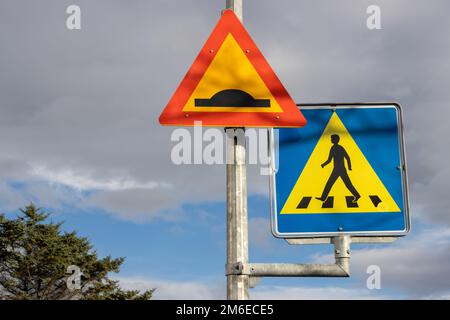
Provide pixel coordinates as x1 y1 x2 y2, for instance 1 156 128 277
159 10 307 128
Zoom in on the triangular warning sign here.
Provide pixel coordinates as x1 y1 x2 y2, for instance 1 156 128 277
159 10 306 128
281 112 401 214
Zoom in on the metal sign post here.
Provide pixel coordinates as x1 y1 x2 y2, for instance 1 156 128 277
226 128 249 300
225 0 249 301
226 0 243 21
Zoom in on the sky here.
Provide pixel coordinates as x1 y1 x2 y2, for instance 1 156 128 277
0 0 450 299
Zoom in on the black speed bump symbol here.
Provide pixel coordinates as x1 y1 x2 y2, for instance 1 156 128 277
195 89 270 108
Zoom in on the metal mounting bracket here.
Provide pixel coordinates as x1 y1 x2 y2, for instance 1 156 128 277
225 236 351 286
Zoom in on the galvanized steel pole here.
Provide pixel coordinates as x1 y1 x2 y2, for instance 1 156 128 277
225 0 248 301
226 0 243 21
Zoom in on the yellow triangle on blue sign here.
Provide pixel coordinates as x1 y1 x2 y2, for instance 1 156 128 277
281 112 401 214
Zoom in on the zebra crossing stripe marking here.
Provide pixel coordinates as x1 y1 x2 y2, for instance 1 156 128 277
297 197 312 209
322 197 334 209
369 195 382 208
345 196 359 208
296 196 383 210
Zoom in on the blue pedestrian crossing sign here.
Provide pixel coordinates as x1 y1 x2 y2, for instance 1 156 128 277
271 104 410 238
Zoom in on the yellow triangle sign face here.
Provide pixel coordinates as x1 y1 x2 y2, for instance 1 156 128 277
182 34 282 113
281 112 401 214
159 10 306 127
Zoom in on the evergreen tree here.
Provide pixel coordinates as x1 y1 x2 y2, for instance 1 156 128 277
0 204 153 300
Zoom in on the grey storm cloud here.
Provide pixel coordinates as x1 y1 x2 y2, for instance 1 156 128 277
312 226 450 298
0 0 449 225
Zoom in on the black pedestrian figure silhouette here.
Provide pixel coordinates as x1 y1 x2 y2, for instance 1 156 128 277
316 134 361 203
